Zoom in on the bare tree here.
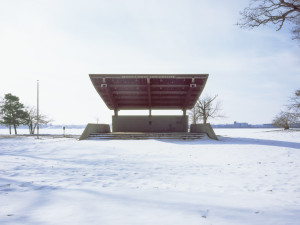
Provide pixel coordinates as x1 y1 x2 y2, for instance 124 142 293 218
273 89 299 129
24 106 52 134
288 89 300 120
237 0 300 40
272 111 297 129
188 106 199 124
191 94 224 124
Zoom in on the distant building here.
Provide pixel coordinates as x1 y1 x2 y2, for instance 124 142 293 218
233 121 249 128
212 122 277 128
290 123 300 128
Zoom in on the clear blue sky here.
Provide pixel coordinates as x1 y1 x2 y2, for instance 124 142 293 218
0 0 299 125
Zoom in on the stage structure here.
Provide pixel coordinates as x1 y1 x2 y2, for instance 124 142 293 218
89 74 208 133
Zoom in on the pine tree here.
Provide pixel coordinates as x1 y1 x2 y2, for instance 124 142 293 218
0 93 28 134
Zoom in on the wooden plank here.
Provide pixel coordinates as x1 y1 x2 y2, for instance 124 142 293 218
112 91 148 95
114 96 186 100
96 84 190 88
103 86 117 109
90 74 209 79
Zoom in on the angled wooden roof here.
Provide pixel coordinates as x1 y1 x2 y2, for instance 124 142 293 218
90 74 208 110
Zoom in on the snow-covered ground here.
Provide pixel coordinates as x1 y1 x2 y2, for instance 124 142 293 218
0 129 300 225
0 128 84 135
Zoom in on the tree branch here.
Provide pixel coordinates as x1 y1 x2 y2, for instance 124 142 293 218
237 0 300 40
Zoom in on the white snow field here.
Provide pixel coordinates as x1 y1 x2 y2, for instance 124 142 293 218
0 129 300 225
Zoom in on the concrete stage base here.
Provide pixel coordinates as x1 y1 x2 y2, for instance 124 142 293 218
112 116 188 133
87 132 205 140
190 123 218 140
79 123 111 140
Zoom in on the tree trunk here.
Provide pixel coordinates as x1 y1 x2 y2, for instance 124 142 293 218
284 122 290 130
9 125 11 135
203 110 207 124
29 123 34 135
13 124 17 134
32 123 37 134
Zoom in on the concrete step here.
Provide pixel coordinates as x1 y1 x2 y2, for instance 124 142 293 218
87 132 205 140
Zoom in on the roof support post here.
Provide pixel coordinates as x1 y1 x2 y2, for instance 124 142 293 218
114 109 118 116
147 77 152 114
183 109 186 116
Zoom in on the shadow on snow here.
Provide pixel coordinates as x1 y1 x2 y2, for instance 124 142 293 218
158 136 300 150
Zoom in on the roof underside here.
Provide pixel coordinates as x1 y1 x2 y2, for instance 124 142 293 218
90 74 208 110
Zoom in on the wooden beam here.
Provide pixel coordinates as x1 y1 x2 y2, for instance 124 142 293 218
116 106 185 110
112 91 148 95
151 100 183 103
96 84 147 88
110 90 199 95
151 96 185 100
151 84 189 88
114 95 147 99
96 84 190 88
117 105 181 108
118 99 182 104
114 96 186 100
151 91 188 95
118 100 148 104
102 85 117 110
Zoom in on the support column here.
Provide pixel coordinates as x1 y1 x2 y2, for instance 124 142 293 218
149 108 152 116
114 109 118 116
183 109 186 116
147 77 152 112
